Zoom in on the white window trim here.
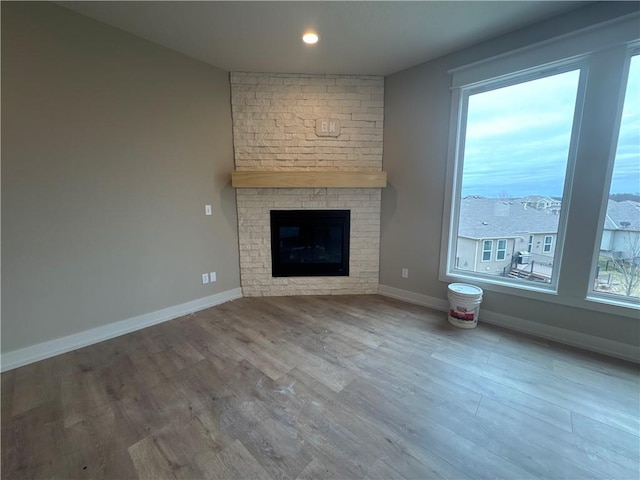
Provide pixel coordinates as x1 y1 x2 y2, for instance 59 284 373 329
442 59 585 294
438 13 640 319
587 45 640 309
543 236 553 253
448 14 639 89
481 240 493 262
497 239 507 261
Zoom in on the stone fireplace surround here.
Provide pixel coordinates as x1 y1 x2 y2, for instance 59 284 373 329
231 72 384 297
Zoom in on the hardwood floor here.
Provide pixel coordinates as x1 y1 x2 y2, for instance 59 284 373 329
2 295 639 479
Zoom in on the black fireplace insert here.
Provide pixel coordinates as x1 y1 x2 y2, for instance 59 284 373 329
270 210 350 277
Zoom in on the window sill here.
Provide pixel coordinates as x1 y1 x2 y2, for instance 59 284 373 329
440 270 639 319
586 293 640 311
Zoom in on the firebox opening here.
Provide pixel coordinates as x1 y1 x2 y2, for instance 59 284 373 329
270 210 350 277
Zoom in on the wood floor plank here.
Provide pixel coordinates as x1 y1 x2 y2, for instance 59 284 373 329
283 367 471 480
62 413 139 480
289 370 468 479
340 377 544 479
216 359 277 427
551 357 640 397
211 439 273 480
277 296 385 349
1 370 16 455
477 397 640 479
492 330 640 382
11 360 60 417
220 300 356 392
226 416 314 480
2 294 638 480
128 436 187 480
65 401 141 457
2 401 66 479
571 412 640 463
343 345 483 415
60 369 113 427
426 355 575 432
364 451 471 480
406 409 540 480
433 348 640 435
295 458 334 480
197 315 293 380
488 350 640 413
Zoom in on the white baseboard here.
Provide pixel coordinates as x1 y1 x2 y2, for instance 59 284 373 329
1 288 243 372
378 284 639 364
5 285 637 371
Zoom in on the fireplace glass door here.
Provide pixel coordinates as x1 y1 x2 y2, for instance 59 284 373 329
270 210 350 277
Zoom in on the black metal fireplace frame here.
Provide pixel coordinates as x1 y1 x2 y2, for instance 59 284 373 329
270 209 350 277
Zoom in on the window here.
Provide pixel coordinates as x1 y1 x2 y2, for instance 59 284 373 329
482 240 493 262
448 68 580 285
497 239 507 261
592 53 640 301
441 15 639 313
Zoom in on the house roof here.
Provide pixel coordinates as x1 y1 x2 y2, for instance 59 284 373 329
604 200 640 231
458 197 559 239
459 197 640 240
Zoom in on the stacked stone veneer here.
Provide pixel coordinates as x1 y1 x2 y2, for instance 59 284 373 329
230 72 383 296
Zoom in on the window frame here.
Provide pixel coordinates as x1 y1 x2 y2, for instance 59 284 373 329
543 236 553 254
496 239 508 261
443 60 585 293
438 13 640 317
481 240 493 262
587 47 640 307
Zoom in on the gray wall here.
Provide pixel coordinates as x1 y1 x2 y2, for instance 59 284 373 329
381 2 640 346
2 2 240 353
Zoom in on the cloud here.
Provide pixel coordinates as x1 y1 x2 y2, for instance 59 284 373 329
459 64 639 197
465 111 573 141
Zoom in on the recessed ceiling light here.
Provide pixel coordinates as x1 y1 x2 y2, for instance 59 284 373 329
302 31 319 45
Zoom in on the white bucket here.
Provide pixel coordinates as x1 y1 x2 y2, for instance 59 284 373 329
447 283 483 329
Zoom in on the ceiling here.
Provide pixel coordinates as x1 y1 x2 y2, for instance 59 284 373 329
59 1 586 76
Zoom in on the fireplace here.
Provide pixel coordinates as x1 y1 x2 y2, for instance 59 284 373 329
270 210 350 277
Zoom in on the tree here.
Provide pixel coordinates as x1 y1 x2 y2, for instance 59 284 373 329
609 229 640 297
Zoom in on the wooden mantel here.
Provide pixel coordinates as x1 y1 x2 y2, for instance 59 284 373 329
231 171 387 189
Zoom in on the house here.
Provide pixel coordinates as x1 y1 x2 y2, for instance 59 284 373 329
2 1 639 478
520 195 563 215
456 197 559 278
601 200 640 258
456 197 640 283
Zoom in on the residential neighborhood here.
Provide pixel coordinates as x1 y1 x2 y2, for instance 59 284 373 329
601 199 640 255
455 195 640 293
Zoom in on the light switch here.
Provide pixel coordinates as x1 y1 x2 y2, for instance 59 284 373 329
205 204 212 216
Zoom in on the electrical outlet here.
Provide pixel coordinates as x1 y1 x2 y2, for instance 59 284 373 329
401 268 409 279
210 272 216 282
202 273 209 284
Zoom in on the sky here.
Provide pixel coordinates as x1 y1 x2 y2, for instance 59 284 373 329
611 55 640 195
460 56 640 199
